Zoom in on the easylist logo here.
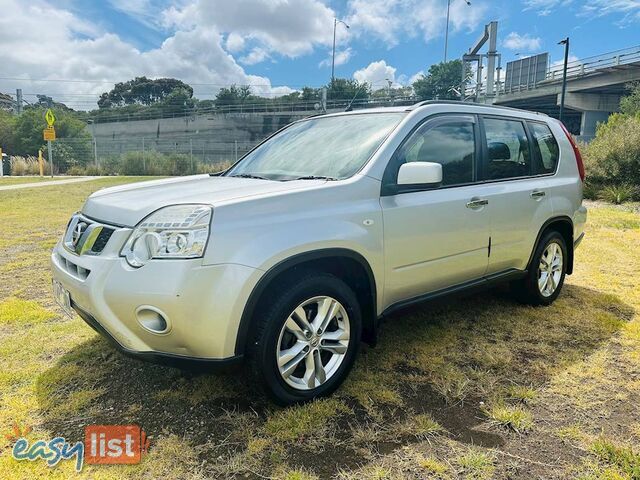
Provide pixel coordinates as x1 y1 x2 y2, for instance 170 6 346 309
84 425 149 465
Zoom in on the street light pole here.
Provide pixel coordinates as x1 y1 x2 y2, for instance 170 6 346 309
558 37 570 123
331 18 349 84
444 0 471 63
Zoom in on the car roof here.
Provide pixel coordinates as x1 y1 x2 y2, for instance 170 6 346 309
317 100 548 120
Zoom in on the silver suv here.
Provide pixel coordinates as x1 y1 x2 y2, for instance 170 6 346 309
51 101 587 404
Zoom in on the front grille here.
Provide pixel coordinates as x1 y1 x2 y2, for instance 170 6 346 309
56 252 91 280
91 227 115 253
63 214 116 256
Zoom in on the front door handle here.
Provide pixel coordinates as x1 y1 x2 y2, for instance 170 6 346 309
530 190 546 198
466 198 488 209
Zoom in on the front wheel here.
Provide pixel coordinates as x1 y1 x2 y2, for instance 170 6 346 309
247 273 362 405
513 231 567 306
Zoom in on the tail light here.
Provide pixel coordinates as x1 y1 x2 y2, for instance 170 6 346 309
559 122 585 182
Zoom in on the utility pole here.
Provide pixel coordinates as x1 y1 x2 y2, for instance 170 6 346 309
558 37 570 123
331 18 350 84
444 0 471 62
16 89 23 114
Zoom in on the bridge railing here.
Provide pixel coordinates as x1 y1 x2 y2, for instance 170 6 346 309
473 44 640 97
546 44 640 82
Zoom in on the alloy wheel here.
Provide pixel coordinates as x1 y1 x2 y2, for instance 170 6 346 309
276 296 350 390
538 241 563 297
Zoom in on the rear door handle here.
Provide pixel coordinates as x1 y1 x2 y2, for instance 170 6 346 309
466 198 488 209
530 190 546 198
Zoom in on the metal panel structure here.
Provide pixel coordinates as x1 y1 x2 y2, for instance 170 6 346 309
504 53 549 92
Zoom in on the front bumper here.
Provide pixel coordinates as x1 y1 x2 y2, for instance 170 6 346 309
72 302 242 369
51 237 262 362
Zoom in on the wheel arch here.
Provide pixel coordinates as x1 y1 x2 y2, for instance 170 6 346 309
528 216 575 275
234 248 378 356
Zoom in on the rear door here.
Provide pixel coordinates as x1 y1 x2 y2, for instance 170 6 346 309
479 116 555 274
380 114 491 307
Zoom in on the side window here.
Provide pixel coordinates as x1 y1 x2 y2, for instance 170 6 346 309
394 121 475 186
528 122 559 174
483 117 531 180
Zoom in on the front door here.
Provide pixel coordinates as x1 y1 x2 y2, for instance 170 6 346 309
380 115 490 308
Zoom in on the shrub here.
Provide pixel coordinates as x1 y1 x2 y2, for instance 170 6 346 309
9 156 50 175
583 113 640 186
599 184 638 205
583 181 600 200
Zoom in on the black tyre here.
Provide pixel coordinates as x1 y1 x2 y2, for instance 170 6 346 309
513 230 568 306
247 272 362 405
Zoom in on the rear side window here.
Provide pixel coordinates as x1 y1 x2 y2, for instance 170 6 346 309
528 122 559 174
394 121 475 186
483 117 531 180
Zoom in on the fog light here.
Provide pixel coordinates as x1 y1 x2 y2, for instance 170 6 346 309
136 306 170 334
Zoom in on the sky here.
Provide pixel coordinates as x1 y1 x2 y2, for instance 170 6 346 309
0 0 639 110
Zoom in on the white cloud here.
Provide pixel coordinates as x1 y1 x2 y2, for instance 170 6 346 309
582 0 640 24
503 32 542 52
225 33 245 53
240 47 270 65
319 48 353 68
407 71 425 85
0 0 293 109
353 60 398 88
346 0 487 47
524 0 640 23
162 0 342 59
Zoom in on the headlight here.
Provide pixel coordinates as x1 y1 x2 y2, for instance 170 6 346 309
121 205 212 267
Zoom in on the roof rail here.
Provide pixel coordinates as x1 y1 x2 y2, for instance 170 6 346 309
408 99 548 116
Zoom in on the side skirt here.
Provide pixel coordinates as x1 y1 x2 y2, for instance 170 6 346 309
380 268 527 318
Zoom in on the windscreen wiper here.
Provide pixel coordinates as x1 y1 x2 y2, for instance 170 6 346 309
229 173 270 180
293 175 338 181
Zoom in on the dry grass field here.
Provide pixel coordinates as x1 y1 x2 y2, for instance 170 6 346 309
0 178 638 479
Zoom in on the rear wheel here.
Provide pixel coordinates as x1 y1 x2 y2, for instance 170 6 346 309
247 273 361 405
513 230 567 306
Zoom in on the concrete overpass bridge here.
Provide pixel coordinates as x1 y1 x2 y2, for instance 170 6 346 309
491 46 640 140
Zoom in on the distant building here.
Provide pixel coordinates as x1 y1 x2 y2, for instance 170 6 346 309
0 92 15 112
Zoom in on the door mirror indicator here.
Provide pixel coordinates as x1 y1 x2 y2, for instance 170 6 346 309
397 162 443 187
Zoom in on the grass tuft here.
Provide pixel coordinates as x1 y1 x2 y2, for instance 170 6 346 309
264 398 351 443
456 450 495 480
590 437 640 479
485 404 534 433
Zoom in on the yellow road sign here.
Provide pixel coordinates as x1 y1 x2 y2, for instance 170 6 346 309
43 126 56 141
45 109 56 126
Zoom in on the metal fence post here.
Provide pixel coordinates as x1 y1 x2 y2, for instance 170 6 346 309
93 138 98 166
190 138 193 174
142 137 146 173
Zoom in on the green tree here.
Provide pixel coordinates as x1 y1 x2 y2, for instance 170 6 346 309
412 60 465 100
327 78 370 102
620 82 640 116
215 85 253 107
0 109 16 154
97 77 194 109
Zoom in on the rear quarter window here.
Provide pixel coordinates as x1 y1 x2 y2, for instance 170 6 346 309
528 122 560 174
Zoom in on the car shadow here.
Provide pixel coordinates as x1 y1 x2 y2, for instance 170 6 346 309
35 281 634 472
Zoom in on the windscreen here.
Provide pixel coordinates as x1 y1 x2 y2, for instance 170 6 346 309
226 112 405 180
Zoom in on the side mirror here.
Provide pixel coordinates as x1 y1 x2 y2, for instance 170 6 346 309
397 162 442 187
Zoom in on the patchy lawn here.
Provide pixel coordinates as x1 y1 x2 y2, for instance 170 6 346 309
0 179 638 479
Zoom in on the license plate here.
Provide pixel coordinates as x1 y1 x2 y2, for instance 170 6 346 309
52 280 73 317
